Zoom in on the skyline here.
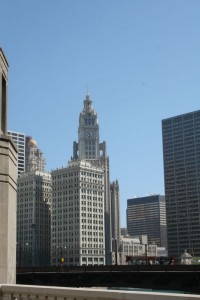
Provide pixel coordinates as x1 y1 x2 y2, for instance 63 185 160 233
1 0 200 226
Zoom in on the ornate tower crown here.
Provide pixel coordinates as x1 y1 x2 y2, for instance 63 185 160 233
83 94 93 112
80 94 98 126
73 94 100 160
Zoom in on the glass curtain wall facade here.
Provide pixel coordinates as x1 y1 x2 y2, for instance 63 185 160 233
162 110 200 258
127 195 167 247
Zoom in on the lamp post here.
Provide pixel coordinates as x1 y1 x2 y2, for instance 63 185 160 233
145 244 148 265
112 238 118 265
60 246 64 266
17 242 29 268
57 245 66 267
24 242 29 266
31 223 36 267
119 240 122 265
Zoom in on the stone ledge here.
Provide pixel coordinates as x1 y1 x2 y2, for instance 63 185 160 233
0 284 200 300
0 174 17 190
0 135 18 153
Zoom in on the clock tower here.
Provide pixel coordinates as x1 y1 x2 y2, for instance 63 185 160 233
73 94 100 160
73 94 113 264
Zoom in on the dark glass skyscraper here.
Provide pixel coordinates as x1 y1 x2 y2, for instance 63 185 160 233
127 195 167 247
162 110 200 258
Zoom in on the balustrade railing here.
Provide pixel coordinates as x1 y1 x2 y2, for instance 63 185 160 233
0 284 200 300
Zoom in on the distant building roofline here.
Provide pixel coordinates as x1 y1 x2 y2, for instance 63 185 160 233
162 109 200 123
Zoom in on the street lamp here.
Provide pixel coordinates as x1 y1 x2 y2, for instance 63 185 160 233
112 238 118 265
31 223 36 267
17 242 22 268
145 244 148 265
57 245 66 267
17 242 29 268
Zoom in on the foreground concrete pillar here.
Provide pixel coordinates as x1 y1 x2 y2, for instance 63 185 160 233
0 48 18 283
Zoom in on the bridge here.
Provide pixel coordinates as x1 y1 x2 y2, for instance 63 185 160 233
17 265 200 294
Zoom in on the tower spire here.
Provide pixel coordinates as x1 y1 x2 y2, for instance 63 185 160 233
86 85 89 96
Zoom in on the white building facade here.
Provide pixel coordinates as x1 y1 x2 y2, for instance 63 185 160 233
7 131 26 177
51 160 105 266
25 136 46 172
73 95 112 264
116 236 157 265
51 94 120 265
7 132 46 177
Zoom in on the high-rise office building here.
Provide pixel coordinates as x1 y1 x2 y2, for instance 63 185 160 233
52 94 118 265
110 180 120 242
162 110 200 257
73 95 113 264
7 131 25 176
7 132 46 176
17 140 51 267
25 136 46 172
51 160 105 266
127 195 167 247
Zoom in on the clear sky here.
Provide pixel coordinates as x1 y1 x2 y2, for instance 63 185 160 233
1 0 200 226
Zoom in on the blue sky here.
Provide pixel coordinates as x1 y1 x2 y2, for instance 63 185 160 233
1 0 200 226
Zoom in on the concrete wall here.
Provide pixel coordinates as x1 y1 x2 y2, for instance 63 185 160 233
0 48 18 284
0 48 8 135
0 284 199 300
0 136 18 283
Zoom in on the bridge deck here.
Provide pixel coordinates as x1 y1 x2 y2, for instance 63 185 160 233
17 265 200 294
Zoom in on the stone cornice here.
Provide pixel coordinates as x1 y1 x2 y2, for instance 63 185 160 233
0 134 18 152
0 48 9 67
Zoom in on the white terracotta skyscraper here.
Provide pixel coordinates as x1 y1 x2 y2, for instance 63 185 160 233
73 95 112 264
52 94 116 265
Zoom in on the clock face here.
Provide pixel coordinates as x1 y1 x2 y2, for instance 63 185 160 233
85 130 94 138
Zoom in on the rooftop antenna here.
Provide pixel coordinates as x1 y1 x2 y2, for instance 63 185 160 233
86 85 90 96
